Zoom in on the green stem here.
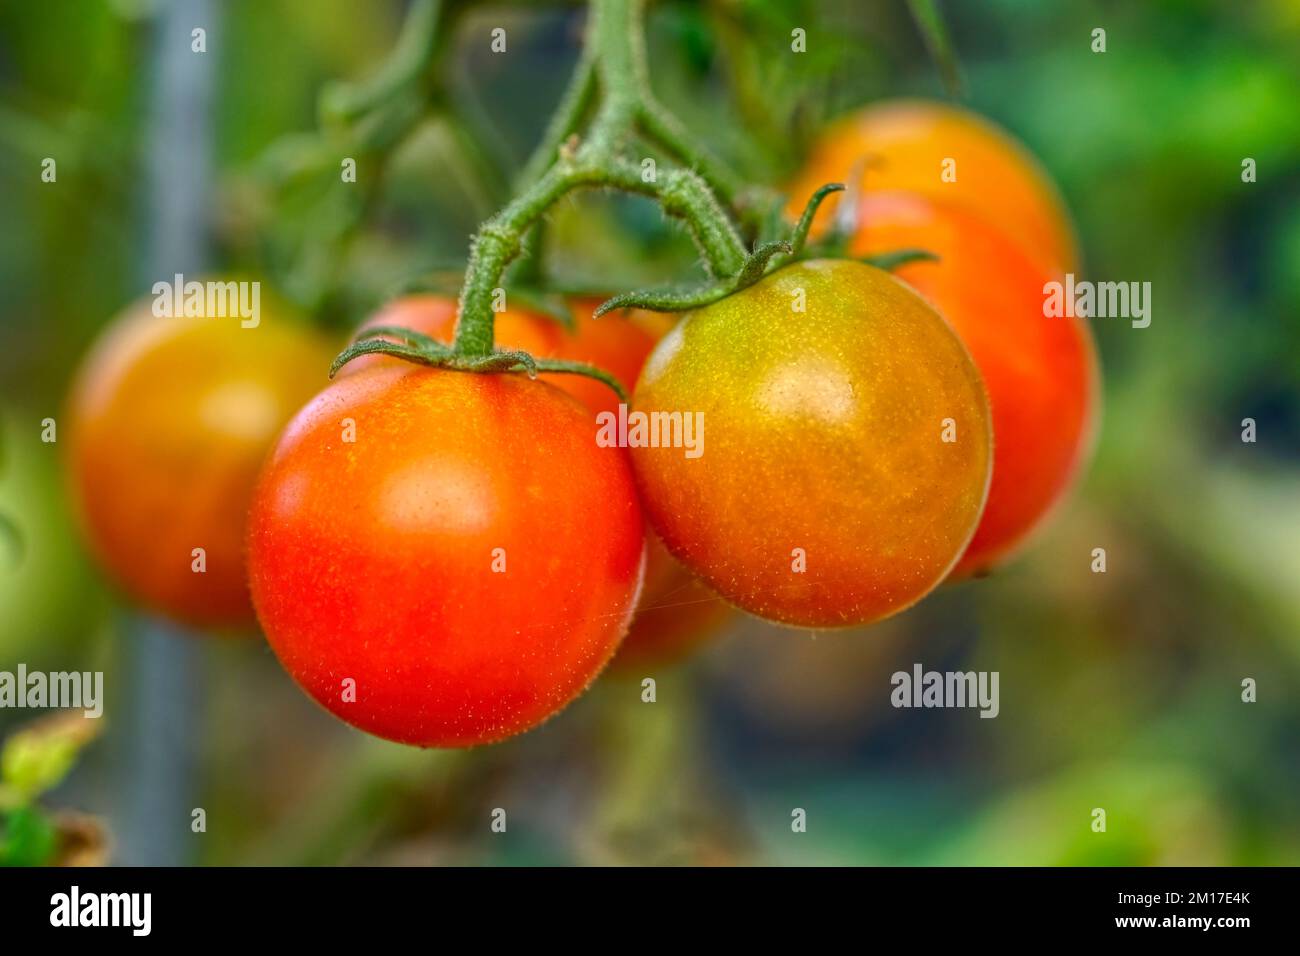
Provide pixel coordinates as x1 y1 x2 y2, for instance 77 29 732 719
441 103 511 214
320 0 448 126
453 0 747 357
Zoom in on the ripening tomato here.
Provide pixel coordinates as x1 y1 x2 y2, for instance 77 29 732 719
788 99 1079 275
851 192 1099 576
631 259 992 628
67 297 334 628
356 294 732 666
246 363 646 747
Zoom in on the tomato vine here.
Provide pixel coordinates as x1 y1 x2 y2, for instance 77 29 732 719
321 0 961 394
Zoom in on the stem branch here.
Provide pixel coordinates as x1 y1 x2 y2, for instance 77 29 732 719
453 0 749 356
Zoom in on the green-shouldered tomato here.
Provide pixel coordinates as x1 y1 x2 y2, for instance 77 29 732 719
630 259 992 628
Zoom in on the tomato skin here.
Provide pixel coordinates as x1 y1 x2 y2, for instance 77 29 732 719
355 294 729 667
607 536 732 673
544 298 673 420
246 364 646 747
67 301 333 628
788 99 1079 275
851 192 1099 576
631 259 992 628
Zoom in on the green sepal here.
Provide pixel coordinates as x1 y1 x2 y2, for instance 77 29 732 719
328 338 627 401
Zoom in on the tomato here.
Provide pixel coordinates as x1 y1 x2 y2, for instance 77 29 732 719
67 296 334 628
788 99 1079 275
607 536 733 673
631 259 992 628
851 192 1099 576
246 363 646 747
546 298 673 419
355 294 732 666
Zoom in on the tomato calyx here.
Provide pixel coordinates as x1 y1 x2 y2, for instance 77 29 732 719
591 239 790 317
392 270 580 333
328 323 630 400
591 182 938 317
592 183 843 318
798 168 943 272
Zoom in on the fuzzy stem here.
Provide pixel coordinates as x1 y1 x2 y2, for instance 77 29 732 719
453 0 747 357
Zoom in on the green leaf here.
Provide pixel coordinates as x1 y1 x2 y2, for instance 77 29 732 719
859 248 940 271
906 0 965 97
1 714 102 805
0 806 59 867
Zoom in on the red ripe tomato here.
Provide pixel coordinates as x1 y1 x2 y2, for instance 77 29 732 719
355 294 731 667
631 259 992 628
67 298 334 627
788 99 1079 275
246 363 646 747
851 192 1099 576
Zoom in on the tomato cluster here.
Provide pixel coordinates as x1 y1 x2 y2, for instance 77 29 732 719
67 98 1097 748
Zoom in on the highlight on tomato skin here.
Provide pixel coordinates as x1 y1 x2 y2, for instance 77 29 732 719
245 362 648 748
787 97 1080 277
850 191 1101 577
629 258 994 629
65 292 335 629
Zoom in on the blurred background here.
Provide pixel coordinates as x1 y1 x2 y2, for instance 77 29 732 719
1 0 1298 865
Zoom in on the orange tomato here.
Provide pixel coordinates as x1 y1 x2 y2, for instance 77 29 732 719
852 191 1099 576
788 99 1079 275
68 297 334 627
